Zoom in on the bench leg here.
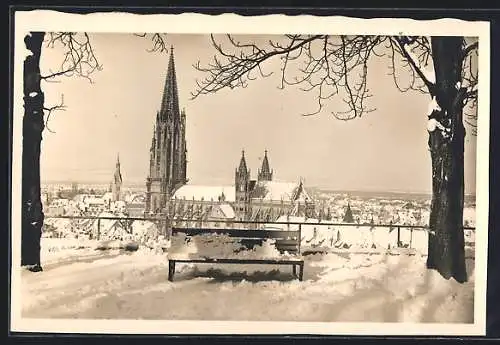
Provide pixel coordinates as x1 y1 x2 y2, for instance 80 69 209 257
168 260 175 282
298 263 304 281
292 264 297 277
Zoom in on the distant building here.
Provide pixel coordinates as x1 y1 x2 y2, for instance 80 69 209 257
102 192 113 205
112 154 123 202
75 194 106 214
71 182 79 195
125 193 147 217
45 203 66 217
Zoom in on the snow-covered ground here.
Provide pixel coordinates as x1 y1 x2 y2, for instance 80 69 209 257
21 238 475 323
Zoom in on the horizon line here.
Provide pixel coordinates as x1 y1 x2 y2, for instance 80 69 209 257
40 179 476 196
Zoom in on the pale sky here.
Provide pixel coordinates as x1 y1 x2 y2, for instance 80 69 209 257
38 33 477 194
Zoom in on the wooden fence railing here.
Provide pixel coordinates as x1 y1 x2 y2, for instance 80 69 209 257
43 215 476 248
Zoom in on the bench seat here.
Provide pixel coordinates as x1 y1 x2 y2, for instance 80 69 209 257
167 256 305 282
167 226 305 282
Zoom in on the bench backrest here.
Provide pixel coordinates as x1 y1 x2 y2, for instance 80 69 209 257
171 227 302 255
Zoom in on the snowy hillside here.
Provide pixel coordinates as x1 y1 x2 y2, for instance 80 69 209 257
21 240 475 323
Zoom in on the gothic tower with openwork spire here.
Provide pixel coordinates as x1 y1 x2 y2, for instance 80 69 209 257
258 150 273 182
145 46 188 214
112 153 122 202
234 150 250 220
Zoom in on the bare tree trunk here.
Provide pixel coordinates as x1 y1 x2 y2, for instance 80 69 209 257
21 32 45 271
426 36 467 283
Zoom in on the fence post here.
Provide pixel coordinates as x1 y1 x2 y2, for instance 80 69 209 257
298 223 302 254
397 226 401 247
409 228 413 249
97 218 101 240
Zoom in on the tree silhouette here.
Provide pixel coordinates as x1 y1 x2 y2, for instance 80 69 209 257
187 34 478 283
343 202 355 223
21 32 101 271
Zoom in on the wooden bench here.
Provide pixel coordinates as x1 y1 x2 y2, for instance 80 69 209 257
167 226 304 282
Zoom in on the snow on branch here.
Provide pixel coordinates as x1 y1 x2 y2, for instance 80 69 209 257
392 36 435 94
427 96 441 114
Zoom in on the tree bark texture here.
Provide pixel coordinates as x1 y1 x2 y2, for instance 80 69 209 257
21 32 45 269
427 36 467 283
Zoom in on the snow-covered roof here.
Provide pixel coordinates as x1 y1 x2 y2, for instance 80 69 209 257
102 192 113 200
172 185 235 202
275 215 307 223
50 198 71 206
113 200 127 207
125 193 145 203
83 196 106 205
127 202 146 208
251 180 312 202
218 203 235 219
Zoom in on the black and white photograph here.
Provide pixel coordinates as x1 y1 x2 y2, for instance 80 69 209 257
10 11 490 335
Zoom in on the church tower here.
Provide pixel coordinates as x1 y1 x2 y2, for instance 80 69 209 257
235 150 250 220
112 153 122 202
258 150 273 181
145 46 188 213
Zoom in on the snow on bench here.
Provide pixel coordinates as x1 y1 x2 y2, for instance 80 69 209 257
167 227 304 282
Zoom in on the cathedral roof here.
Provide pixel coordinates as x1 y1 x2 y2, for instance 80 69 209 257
172 184 236 202
250 180 313 202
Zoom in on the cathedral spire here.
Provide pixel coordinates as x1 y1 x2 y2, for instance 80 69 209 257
238 150 248 173
160 45 180 119
112 153 122 202
114 153 122 183
258 149 273 181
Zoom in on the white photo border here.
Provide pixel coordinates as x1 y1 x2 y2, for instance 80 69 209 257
10 10 491 336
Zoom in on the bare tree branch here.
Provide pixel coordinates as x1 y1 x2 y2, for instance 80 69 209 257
392 36 435 95
192 34 324 99
190 34 385 118
137 33 169 53
459 38 478 135
42 32 102 83
462 41 478 60
40 33 101 128
42 94 66 133
141 34 477 125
